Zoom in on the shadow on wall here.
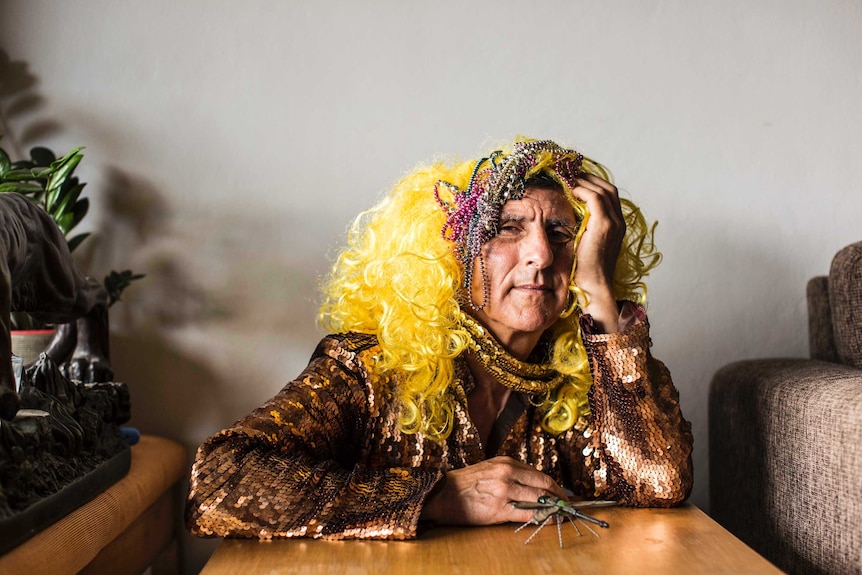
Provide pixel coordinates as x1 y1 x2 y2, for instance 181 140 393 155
75 166 211 326
0 47 210 341
0 49 61 150
92 160 239 575
100 196 330 573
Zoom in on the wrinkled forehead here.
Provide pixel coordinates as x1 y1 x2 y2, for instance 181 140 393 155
499 186 580 225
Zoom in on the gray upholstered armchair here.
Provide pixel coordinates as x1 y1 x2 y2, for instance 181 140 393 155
709 241 862 575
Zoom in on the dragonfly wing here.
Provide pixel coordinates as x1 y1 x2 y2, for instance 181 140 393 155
512 502 550 510
567 500 618 509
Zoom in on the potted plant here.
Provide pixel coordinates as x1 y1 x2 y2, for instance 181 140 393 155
0 137 143 364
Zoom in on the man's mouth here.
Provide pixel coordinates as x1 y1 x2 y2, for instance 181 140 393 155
514 284 552 292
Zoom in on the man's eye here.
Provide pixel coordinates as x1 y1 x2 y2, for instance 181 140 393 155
498 224 521 234
549 229 574 243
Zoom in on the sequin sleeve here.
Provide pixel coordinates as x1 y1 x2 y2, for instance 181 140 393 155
185 336 442 540
578 320 693 507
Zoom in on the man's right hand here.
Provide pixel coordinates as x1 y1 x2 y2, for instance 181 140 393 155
420 456 567 525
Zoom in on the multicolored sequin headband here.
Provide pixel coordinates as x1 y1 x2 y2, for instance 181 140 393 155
434 140 584 292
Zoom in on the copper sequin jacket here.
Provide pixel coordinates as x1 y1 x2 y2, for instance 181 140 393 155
186 320 693 540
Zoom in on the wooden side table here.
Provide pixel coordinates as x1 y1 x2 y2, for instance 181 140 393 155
0 435 187 575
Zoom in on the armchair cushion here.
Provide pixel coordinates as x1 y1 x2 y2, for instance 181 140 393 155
710 358 862 575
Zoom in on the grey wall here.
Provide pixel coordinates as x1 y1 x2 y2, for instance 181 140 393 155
2 1 861 572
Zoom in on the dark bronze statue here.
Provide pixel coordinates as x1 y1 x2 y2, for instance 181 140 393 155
0 54 133 550
0 351 130 548
0 194 131 550
0 193 112 420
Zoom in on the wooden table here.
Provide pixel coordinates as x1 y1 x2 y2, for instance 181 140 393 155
200 504 785 574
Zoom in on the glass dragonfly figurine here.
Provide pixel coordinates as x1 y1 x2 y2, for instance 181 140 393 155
513 496 615 548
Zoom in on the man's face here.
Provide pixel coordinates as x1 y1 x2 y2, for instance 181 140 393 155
468 186 576 356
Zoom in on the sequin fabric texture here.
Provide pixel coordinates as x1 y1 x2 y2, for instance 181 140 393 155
186 320 693 540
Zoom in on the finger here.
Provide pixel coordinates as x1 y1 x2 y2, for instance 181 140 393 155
570 188 621 229
506 506 541 524
506 480 562 506
571 190 623 242
507 501 545 523
492 458 567 499
579 172 618 196
480 457 565 500
572 177 623 222
575 174 621 221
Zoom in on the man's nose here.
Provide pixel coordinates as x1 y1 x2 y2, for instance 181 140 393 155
522 229 554 269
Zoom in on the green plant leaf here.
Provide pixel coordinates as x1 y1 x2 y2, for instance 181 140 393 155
45 149 83 211
50 181 84 218
67 196 89 232
0 182 43 194
49 147 84 167
104 269 146 307
0 147 11 177
66 232 90 253
31 165 55 179
1 167 46 182
56 211 74 234
54 196 88 235
29 146 56 166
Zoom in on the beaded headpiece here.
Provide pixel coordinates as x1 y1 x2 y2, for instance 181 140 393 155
434 140 584 303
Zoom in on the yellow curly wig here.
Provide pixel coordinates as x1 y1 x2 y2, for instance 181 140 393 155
319 138 660 442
